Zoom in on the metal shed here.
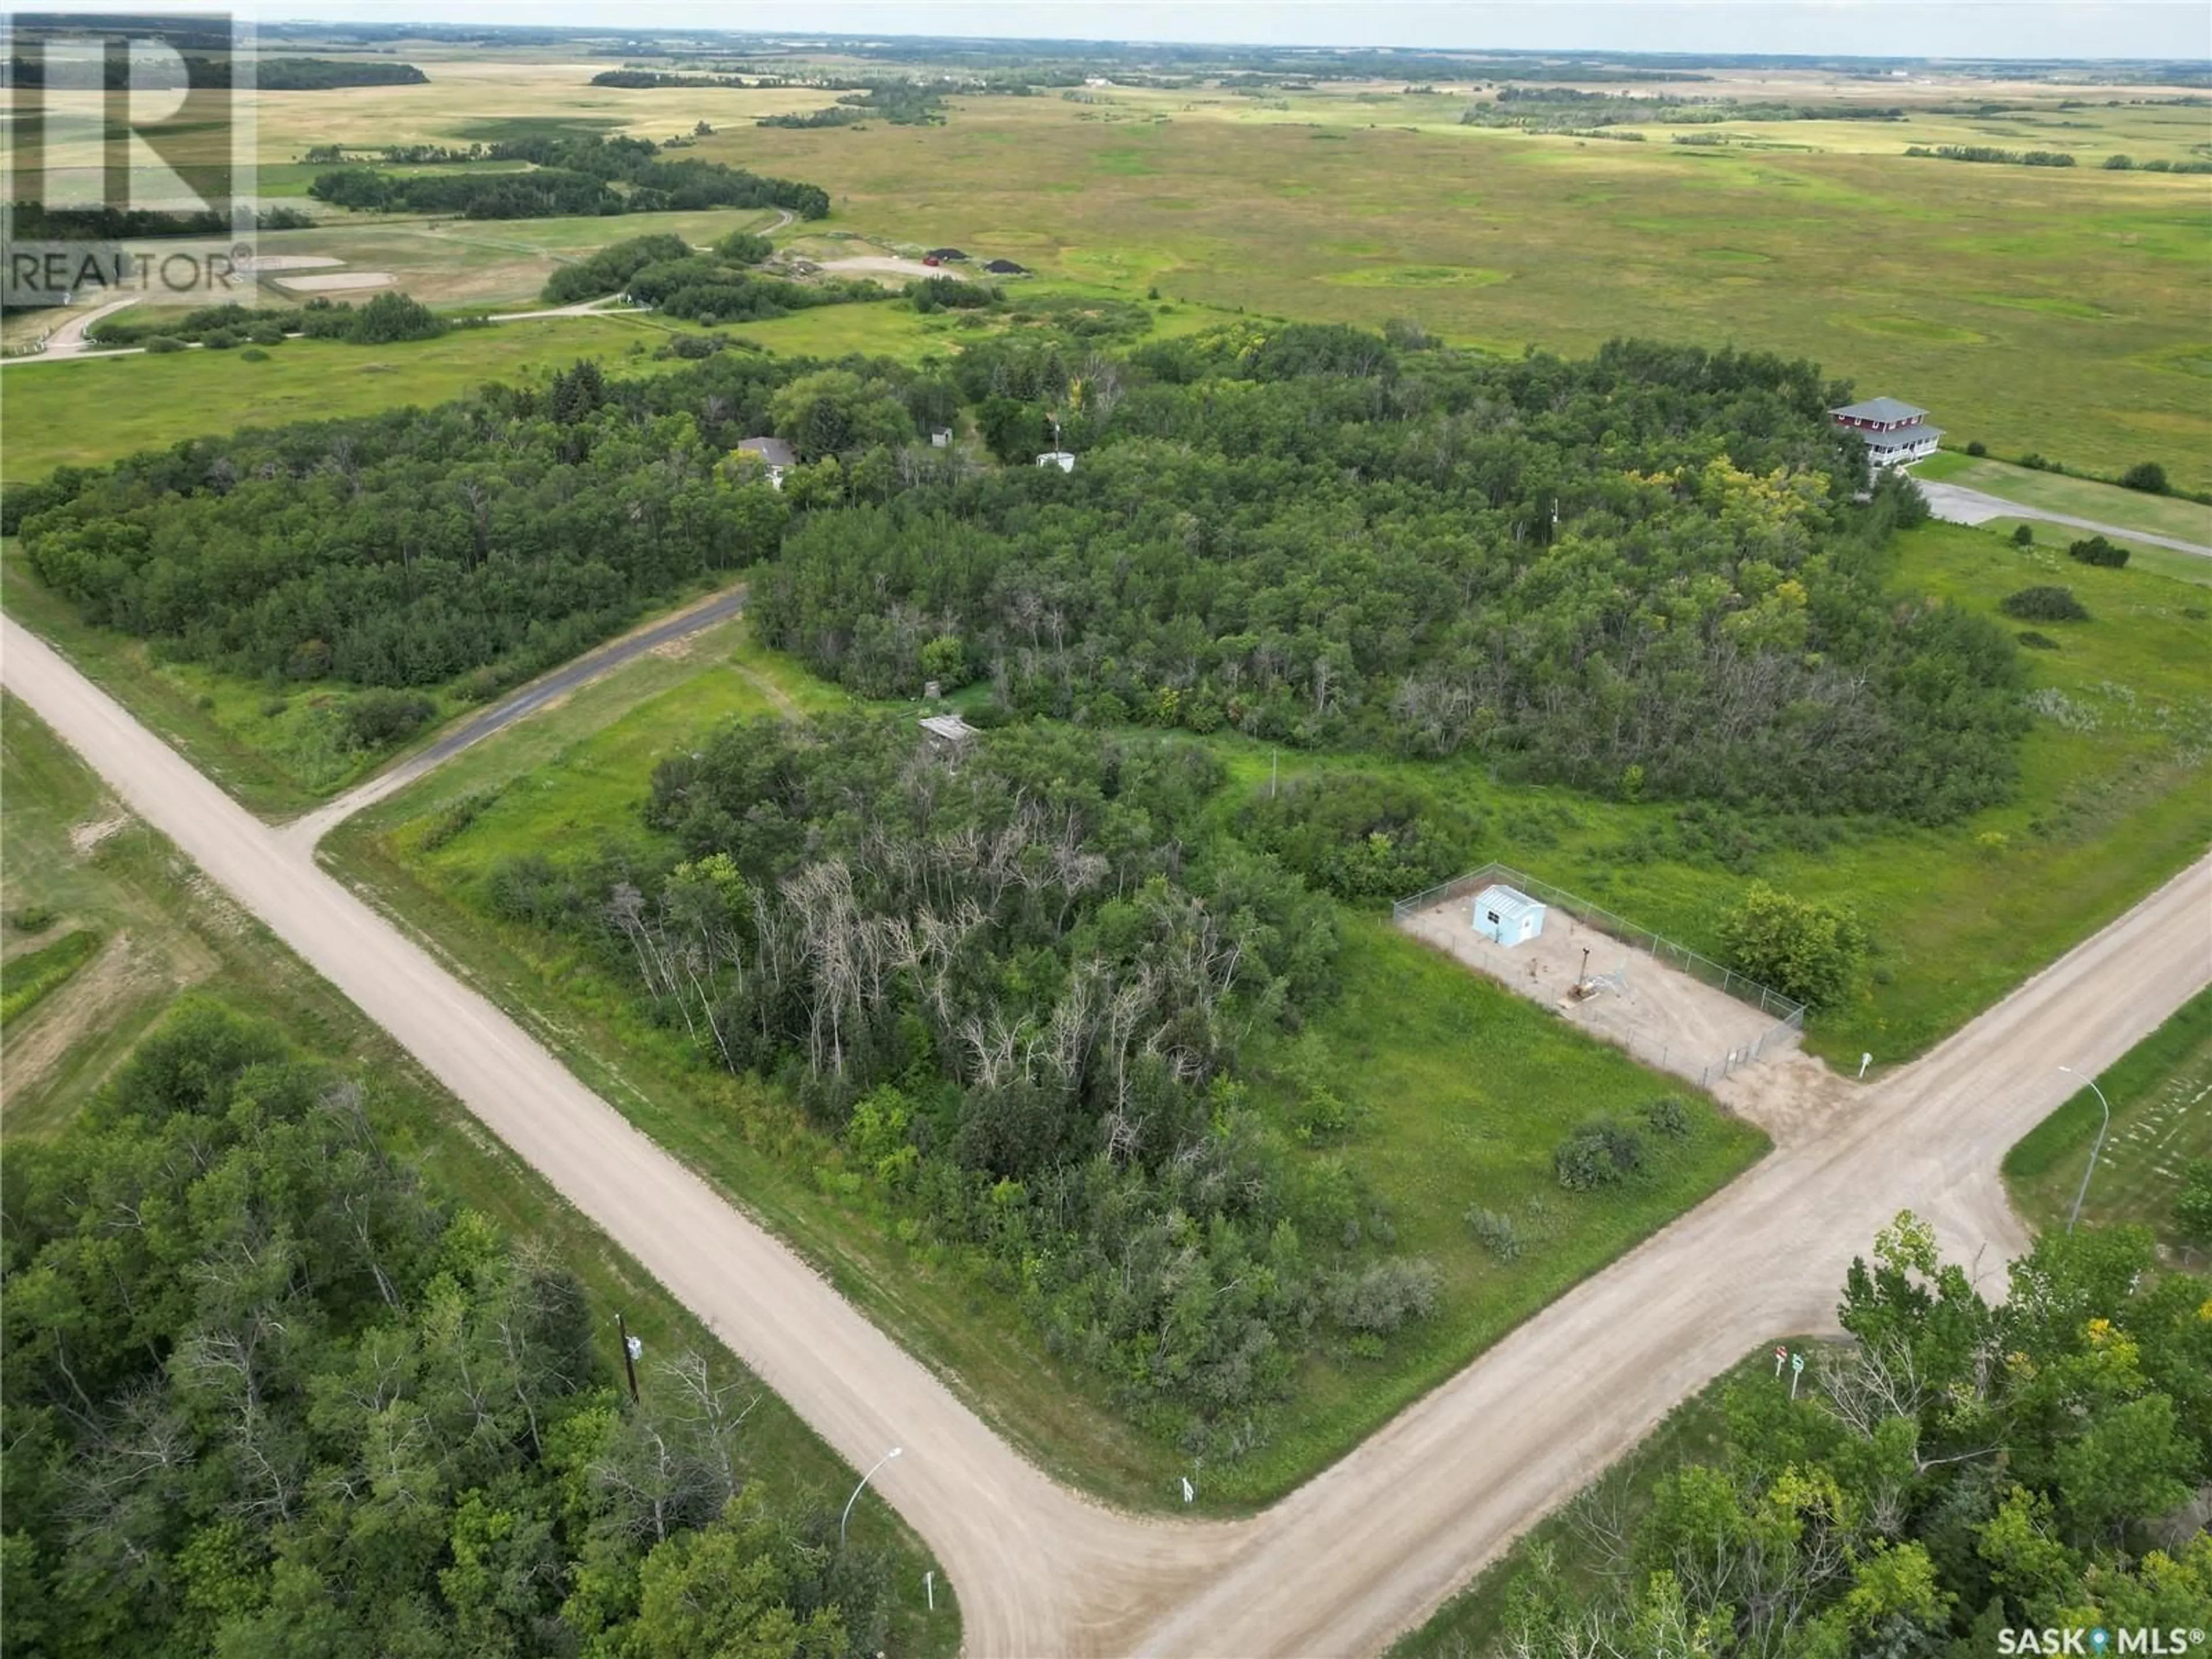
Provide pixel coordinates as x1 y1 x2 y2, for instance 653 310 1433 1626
1471 884 1546 948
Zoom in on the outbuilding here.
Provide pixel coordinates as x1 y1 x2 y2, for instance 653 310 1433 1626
1036 449 1075 472
734 435 797 490
1471 884 1546 948
983 258 1028 275
919 712 979 755
925 247 969 262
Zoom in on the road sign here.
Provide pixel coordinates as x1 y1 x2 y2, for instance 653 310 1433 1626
1773 1346 1787 1377
625 1335 643 1361
1180 1476 1195 1505
1790 1351 1805 1399
1791 1353 1804 1373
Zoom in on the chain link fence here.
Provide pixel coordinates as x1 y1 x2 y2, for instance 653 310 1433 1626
1395 863 1806 1086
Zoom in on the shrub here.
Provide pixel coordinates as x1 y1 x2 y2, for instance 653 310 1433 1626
1643 1096 1691 1139
342 688 436 748
1554 1122 1646 1192
1967 440 1988 457
143 335 185 354
1465 1206 1522 1262
1718 882 1868 1010
6 905 58 934
2016 631 2060 651
247 323 286 345
2020 453 2050 471
2011 524 2034 547
2000 586 2090 623
238 347 270 362
2067 535 2129 569
2175 1158 2212 1245
2103 153 2134 169
2120 461 2168 495
713 229 772 264
1326 1257 1440 1334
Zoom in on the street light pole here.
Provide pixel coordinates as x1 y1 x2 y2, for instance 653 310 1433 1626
2057 1065 2112 1234
840 1446 902 1548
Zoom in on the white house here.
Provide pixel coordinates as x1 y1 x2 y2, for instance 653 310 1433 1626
1471 884 1546 948
1036 449 1075 473
930 426 953 448
734 435 797 490
1829 397 1943 467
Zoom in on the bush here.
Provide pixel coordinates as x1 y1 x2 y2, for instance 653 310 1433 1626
1718 882 1868 1010
2067 535 2129 569
6 905 57 933
142 335 185 354
2020 453 2050 471
2120 461 2168 495
2103 153 2134 170
1465 1206 1522 1262
238 347 270 362
342 688 436 748
2175 1158 2212 1245
713 229 773 264
2011 524 2034 547
1325 1257 1440 1334
1554 1122 1646 1192
1966 440 1988 457
247 323 287 345
1999 586 2090 623
1643 1096 1691 1139
2016 631 2060 651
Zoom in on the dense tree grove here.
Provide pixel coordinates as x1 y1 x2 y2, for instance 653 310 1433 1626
482 714 1464 1448
16 326 2031 831
752 331 2028 824
308 135 830 221
15 353 816 689
0 1003 894 1659
1494 1215 2212 1656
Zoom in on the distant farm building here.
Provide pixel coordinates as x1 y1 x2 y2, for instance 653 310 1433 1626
1036 449 1076 472
734 435 797 490
925 247 969 262
919 712 979 755
983 258 1028 275
1471 884 1546 948
1830 397 1943 467
930 426 953 447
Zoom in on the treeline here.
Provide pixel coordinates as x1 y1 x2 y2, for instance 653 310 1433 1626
12 351 815 686
309 134 830 221
483 713 1460 1447
1493 1216 2212 1653
3 202 313 239
1906 143 2078 166
591 69 749 88
0 1002 896 1659
2102 152 2212 173
3 53 425 90
89 292 446 349
760 84 948 127
14 327 2032 828
752 329 2029 826
543 230 882 324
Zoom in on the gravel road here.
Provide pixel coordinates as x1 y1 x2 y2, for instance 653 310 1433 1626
7 608 2206 1656
1916 476 2212 558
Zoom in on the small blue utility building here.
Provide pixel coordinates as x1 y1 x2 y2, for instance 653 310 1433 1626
1471 884 1546 948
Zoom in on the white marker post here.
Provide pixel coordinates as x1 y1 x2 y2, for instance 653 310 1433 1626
1790 1352 1805 1400
1180 1476 1195 1505
1773 1344 1788 1378
924 1571 934 1612
1858 1051 1873 1080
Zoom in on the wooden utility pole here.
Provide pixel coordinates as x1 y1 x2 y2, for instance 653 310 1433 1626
618 1312 641 1403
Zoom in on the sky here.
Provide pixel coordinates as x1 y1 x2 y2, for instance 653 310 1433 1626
20 1 2212 61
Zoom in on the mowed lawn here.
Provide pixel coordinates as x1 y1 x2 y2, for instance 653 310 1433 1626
1916 450 2212 547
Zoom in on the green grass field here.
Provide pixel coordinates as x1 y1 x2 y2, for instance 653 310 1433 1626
2004 987 2212 1256
1975 518 2212 588
0 692 960 1655
324 609 1767 1510
1916 450 2212 547
0 317 687 483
